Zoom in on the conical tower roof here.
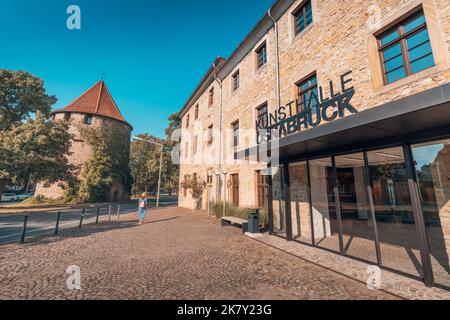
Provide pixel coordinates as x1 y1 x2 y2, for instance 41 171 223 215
53 80 132 129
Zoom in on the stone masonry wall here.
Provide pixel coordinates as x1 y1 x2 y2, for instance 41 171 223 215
35 113 131 202
179 0 450 211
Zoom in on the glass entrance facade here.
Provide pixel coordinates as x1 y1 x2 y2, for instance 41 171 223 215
271 138 450 288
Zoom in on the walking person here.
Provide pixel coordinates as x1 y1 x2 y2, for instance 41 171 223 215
138 193 149 225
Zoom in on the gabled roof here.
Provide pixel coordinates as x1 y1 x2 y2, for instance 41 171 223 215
53 80 132 129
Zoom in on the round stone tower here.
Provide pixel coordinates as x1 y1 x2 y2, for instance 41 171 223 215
35 80 133 202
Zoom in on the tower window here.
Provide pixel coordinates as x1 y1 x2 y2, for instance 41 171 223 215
84 114 93 125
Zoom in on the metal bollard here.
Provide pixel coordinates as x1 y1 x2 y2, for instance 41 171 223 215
79 209 85 229
55 212 61 235
95 208 100 225
108 205 112 222
20 215 28 243
117 205 121 220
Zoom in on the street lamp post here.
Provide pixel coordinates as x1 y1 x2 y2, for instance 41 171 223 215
133 136 164 208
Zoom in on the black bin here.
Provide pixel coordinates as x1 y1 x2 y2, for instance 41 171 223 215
247 209 260 234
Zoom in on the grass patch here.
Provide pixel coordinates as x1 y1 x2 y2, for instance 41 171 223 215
210 201 268 226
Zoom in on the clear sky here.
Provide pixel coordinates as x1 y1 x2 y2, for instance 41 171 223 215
0 0 274 138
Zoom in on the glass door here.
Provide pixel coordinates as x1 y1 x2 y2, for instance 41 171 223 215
411 139 450 288
366 147 423 278
271 166 287 238
289 161 313 244
309 157 341 253
335 153 378 264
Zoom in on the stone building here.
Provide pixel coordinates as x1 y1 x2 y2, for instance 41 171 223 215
35 80 133 202
178 0 450 289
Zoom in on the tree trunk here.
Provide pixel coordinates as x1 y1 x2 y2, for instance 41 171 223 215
0 180 6 202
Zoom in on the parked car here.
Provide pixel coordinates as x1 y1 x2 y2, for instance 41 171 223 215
1 193 16 202
14 193 33 201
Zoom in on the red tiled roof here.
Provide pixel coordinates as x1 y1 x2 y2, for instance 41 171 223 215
53 80 131 128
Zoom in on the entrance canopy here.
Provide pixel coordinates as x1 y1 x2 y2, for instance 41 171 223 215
239 83 450 161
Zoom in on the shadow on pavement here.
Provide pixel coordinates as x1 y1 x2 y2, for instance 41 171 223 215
16 220 140 247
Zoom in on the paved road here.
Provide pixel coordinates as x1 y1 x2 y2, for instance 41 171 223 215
0 207 396 300
0 198 178 245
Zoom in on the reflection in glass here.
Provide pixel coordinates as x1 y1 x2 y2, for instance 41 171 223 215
412 140 450 288
367 147 423 278
335 153 377 263
272 166 286 238
309 158 340 253
289 162 312 244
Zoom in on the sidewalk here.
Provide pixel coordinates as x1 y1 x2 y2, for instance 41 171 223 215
250 234 450 300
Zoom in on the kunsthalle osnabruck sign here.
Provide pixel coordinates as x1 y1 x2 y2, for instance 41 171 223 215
256 71 357 143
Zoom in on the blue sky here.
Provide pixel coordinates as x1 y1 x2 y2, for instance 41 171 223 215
0 0 274 138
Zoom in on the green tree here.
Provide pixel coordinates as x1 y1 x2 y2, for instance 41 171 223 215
0 70 72 199
77 124 132 203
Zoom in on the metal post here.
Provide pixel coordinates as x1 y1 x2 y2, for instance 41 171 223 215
55 212 61 235
117 205 121 220
156 146 163 208
79 209 85 229
20 215 28 243
108 205 112 222
96 208 100 224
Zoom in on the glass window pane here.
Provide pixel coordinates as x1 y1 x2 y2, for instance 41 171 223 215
382 43 402 61
381 30 399 46
289 162 313 244
411 54 435 74
404 13 426 33
408 40 432 61
367 147 423 278
384 55 405 73
406 29 430 49
310 158 341 253
272 166 287 238
335 153 378 264
386 67 406 83
412 140 450 288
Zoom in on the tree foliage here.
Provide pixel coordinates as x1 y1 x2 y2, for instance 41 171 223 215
129 112 181 196
180 175 206 210
76 124 132 203
0 70 72 199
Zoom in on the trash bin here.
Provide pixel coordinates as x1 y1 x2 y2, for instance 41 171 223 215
247 209 260 234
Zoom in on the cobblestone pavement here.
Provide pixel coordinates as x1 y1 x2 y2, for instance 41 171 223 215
0 207 399 300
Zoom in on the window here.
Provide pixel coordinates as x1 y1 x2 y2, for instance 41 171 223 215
296 73 318 113
256 103 268 128
186 114 190 128
64 113 71 122
256 43 267 69
207 175 213 186
194 105 199 120
84 114 93 125
207 125 213 145
232 121 240 148
231 174 239 207
193 135 198 155
185 142 189 158
256 170 269 208
377 9 435 84
209 87 214 106
293 0 313 35
232 70 240 91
